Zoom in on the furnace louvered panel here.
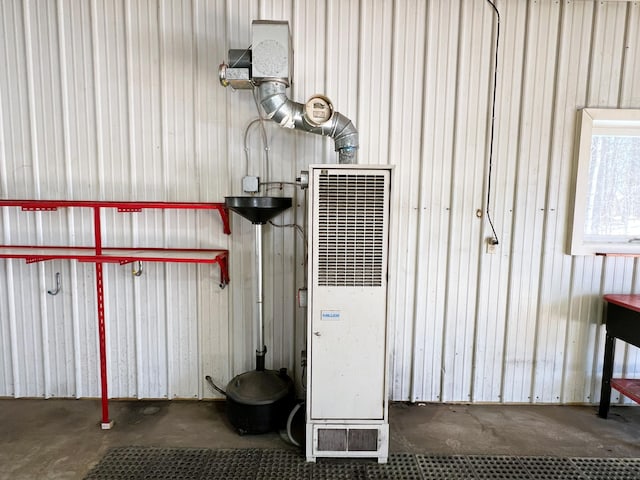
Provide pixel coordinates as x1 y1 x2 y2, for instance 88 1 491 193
317 173 386 287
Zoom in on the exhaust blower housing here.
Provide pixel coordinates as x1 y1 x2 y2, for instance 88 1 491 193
219 20 358 164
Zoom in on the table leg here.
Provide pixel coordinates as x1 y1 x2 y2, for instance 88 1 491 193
598 332 615 419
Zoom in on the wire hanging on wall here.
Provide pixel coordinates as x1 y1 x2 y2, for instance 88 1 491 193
485 0 501 246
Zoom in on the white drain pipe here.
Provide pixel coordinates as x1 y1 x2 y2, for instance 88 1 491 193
256 82 358 164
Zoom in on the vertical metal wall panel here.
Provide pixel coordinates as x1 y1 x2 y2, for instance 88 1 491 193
166 263 200 398
386 0 427 402
158 0 198 400
537 0 592 405
292 0 328 166
193 0 232 400
0 10 9 401
0 260 14 395
357 1 393 167
1 1 33 204
326 0 360 140
1 1 34 400
91 0 137 399
502 0 562 403
71 262 99 398
535 1 592 405
620 2 640 108
2 0 640 404
441 0 494 402
473 0 527 403
43 260 76 398
411 0 461 403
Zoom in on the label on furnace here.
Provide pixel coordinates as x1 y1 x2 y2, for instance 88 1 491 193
320 310 341 321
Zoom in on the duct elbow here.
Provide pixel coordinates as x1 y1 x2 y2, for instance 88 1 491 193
331 114 358 164
257 82 300 129
257 82 358 164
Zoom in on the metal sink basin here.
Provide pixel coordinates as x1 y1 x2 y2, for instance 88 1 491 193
225 196 292 224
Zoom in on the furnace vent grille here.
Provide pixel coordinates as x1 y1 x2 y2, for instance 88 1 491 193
317 173 385 287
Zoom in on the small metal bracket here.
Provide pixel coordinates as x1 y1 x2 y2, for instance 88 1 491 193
47 272 61 295
214 205 231 235
216 253 229 289
132 261 143 277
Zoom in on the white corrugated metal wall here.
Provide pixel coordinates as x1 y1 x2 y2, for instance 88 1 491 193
1 0 639 404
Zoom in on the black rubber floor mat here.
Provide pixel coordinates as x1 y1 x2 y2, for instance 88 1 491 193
84 448 640 480
84 446 211 480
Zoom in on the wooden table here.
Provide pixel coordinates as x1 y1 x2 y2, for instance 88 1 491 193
598 294 640 418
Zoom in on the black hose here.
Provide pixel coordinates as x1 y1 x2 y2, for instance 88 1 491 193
286 402 304 448
205 375 227 397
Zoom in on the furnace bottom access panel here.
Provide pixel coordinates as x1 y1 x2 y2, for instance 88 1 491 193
305 164 393 463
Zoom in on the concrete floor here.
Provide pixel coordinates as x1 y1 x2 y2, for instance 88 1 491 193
1 399 639 479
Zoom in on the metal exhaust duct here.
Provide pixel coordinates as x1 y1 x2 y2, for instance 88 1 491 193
219 20 358 164
256 82 358 164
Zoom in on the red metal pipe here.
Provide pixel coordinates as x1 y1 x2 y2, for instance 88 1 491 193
96 261 111 428
93 207 110 426
0 199 225 210
0 200 230 234
93 207 102 255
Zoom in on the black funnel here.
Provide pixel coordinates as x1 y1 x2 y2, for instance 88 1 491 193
225 196 292 224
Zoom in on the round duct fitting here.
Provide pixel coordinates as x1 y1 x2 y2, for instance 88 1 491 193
304 95 334 126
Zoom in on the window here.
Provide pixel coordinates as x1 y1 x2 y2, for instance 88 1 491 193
569 108 640 255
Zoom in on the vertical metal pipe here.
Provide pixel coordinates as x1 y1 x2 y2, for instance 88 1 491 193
93 206 112 428
96 261 111 428
93 207 102 255
255 223 265 370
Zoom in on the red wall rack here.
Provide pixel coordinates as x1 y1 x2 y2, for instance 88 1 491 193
0 200 231 428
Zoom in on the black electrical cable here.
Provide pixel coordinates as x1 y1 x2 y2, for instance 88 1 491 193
485 0 500 245
204 375 226 397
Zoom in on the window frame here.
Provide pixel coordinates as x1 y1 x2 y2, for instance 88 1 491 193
568 108 640 255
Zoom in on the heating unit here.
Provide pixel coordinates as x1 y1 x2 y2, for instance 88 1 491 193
306 164 393 463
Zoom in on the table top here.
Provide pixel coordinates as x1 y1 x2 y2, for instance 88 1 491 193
604 294 640 313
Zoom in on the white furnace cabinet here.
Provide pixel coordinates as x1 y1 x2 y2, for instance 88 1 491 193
306 164 392 463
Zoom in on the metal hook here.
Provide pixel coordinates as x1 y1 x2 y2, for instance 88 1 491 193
132 261 143 277
47 272 61 296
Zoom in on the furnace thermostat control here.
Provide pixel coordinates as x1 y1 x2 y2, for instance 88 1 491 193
304 95 334 126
